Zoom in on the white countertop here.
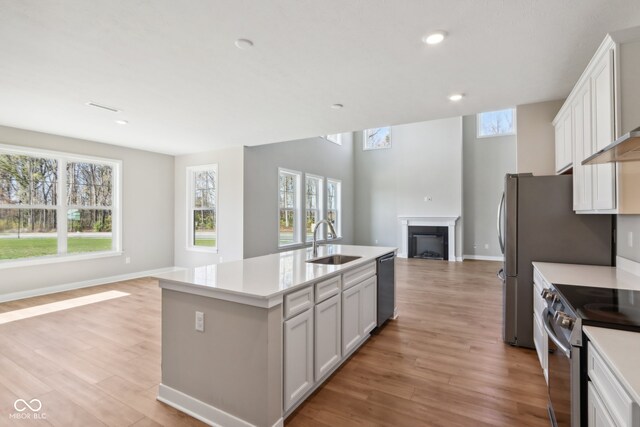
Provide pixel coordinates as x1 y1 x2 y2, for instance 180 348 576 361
532 262 640 291
583 326 640 405
153 245 396 307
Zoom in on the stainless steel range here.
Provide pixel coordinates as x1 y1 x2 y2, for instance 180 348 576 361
542 283 640 427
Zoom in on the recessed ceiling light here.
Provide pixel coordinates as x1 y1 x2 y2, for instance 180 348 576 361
234 39 254 49
448 93 464 102
115 119 129 125
423 31 448 45
331 104 344 109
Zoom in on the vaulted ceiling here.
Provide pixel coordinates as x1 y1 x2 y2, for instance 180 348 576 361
1 1 639 154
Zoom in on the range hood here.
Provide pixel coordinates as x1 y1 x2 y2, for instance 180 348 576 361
583 127 640 165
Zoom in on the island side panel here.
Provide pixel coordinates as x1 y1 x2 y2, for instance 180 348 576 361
161 287 283 426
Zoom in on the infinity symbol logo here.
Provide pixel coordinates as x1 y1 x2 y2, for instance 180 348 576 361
14 398 42 412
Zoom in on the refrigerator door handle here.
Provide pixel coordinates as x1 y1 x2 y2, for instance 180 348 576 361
497 268 505 281
497 191 505 254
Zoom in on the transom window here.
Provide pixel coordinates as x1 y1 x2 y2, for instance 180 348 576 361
305 174 323 242
0 144 121 265
278 168 301 247
187 165 217 251
477 108 516 138
363 127 392 150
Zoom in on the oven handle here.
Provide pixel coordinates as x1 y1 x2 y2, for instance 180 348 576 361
542 308 572 358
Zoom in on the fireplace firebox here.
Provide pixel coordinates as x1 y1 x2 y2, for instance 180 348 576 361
408 226 448 260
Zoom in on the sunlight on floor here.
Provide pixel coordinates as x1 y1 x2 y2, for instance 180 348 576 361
0 290 130 324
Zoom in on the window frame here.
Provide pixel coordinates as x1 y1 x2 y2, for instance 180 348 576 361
363 127 392 151
0 143 122 269
304 174 324 243
186 164 218 253
326 178 342 240
324 134 342 145
278 167 303 248
476 108 517 138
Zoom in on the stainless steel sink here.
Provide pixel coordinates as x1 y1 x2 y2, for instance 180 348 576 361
306 255 361 265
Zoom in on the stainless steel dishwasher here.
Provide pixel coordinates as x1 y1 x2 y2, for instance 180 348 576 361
376 252 396 327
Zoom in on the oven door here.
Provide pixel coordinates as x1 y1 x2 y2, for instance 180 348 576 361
543 309 581 427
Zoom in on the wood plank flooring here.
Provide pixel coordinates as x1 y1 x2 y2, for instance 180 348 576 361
0 259 549 426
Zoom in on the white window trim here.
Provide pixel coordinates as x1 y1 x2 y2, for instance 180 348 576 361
186 164 218 253
476 108 517 139
0 143 122 269
304 173 324 243
326 178 342 240
324 134 342 145
278 167 303 249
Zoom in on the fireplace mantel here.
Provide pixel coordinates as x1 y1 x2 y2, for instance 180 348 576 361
398 216 459 261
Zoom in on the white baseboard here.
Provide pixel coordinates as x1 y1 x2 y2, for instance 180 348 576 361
616 256 640 276
157 383 270 427
463 254 504 262
0 266 181 303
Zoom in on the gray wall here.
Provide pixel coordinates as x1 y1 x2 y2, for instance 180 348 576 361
354 117 463 258
516 100 564 175
0 125 174 299
462 115 516 258
174 147 244 267
616 215 640 262
243 134 354 259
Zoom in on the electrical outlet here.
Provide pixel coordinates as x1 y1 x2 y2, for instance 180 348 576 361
628 231 634 248
125 257 131 264
195 311 205 332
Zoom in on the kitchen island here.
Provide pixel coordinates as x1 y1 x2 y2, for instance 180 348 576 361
153 244 396 427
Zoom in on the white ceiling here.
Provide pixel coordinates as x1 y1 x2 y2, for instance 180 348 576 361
1 1 639 155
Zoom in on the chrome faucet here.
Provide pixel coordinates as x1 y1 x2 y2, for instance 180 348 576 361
312 219 337 257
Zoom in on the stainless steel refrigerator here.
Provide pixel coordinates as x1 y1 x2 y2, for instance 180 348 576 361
497 174 613 348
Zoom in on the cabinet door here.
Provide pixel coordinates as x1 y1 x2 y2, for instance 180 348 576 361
573 84 594 211
588 382 616 427
342 283 362 355
555 118 566 173
315 294 341 380
563 112 573 169
284 309 314 411
360 276 377 335
591 48 617 211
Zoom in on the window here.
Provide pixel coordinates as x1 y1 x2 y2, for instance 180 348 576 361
187 165 217 251
477 108 516 138
326 178 341 239
363 127 392 150
324 134 342 145
305 175 323 242
278 168 301 247
0 144 121 265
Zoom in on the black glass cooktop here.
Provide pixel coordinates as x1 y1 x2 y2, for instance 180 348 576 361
555 284 640 332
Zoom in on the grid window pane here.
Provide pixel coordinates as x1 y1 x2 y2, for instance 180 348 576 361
194 171 216 209
279 209 295 245
67 162 112 207
0 208 58 259
193 210 216 247
0 155 58 205
306 210 319 242
327 180 341 239
67 209 112 253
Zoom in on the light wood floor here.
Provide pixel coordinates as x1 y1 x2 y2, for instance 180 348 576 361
0 259 549 426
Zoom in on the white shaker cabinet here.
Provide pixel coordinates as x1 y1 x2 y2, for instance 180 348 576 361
283 308 314 411
314 294 341 380
588 382 617 427
555 109 573 174
342 283 363 356
360 275 377 336
572 84 594 211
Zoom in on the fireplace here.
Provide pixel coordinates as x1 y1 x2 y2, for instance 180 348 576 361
408 226 448 260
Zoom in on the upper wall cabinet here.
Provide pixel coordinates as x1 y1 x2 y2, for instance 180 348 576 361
554 29 640 214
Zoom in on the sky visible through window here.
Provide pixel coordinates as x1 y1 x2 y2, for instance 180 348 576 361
477 109 515 138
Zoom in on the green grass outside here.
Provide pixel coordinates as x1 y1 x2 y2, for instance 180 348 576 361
0 237 113 260
194 238 216 247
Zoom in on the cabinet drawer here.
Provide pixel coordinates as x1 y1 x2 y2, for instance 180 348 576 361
589 381 617 427
588 343 636 427
315 275 341 303
284 286 314 320
343 261 376 290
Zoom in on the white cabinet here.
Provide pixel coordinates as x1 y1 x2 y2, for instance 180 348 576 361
283 308 314 411
572 84 594 211
588 382 617 427
532 267 550 384
342 283 362 355
555 109 573 174
360 276 377 336
314 294 341 380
